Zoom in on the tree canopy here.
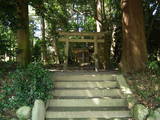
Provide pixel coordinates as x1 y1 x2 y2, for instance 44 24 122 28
0 0 159 72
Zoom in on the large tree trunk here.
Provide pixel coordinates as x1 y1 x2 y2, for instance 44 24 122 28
120 0 148 73
16 0 31 66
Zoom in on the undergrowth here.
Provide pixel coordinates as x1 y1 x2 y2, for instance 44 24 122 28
126 60 160 109
0 62 53 119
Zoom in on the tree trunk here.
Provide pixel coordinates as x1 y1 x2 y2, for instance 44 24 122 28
41 17 48 64
16 0 31 66
96 0 102 32
96 0 110 70
120 0 148 73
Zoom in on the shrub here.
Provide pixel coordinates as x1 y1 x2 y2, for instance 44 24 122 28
147 60 160 74
0 63 53 112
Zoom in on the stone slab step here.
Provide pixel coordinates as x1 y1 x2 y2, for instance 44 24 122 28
48 99 127 107
53 89 123 98
51 72 117 76
46 111 131 119
52 74 116 81
46 118 132 120
47 107 129 111
54 81 118 89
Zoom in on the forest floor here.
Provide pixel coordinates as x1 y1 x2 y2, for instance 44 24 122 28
125 71 160 109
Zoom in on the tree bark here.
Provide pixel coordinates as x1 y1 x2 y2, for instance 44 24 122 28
96 0 102 32
41 17 48 64
16 0 31 66
120 0 148 73
96 0 110 70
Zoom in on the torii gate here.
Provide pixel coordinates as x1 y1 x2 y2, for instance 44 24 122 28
59 32 106 71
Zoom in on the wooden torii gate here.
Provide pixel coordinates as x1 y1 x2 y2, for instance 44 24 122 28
59 32 106 71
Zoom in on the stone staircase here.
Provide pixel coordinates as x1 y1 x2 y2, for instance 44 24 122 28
46 72 132 120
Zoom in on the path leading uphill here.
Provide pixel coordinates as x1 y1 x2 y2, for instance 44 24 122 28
46 72 132 120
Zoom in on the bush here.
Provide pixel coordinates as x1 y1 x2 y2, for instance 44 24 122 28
0 63 53 112
147 60 160 74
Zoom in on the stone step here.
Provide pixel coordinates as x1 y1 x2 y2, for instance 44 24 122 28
53 89 123 98
48 99 127 107
54 81 118 89
46 111 131 119
46 72 132 120
46 118 132 120
47 118 132 120
47 107 129 111
51 72 117 76
52 73 116 81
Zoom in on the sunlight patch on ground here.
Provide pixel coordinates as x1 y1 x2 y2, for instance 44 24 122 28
86 90 94 97
92 74 96 77
92 98 100 105
121 86 132 94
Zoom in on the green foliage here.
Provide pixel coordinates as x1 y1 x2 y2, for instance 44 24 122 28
0 23 16 61
147 60 160 73
0 0 17 29
0 63 53 113
32 40 42 62
29 18 42 62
